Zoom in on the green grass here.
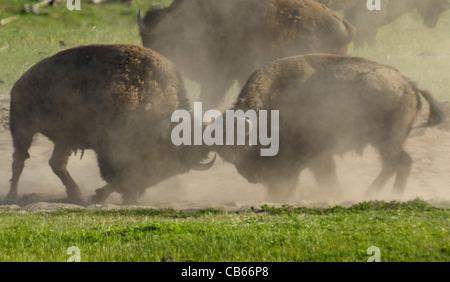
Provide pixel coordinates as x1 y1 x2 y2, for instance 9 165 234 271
0 0 172 94
0 199 448 262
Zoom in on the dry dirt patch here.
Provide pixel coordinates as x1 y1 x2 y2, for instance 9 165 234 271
0 95 449 211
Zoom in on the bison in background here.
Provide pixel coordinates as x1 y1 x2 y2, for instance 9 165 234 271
317 0 450 48
138 0 355 108
8 44 214 205
216 54 443 202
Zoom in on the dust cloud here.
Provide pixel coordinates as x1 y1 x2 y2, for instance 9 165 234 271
1 95 450 210
1 0 450 210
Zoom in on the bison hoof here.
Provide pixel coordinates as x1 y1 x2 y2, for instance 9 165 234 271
121 193 139 205
91 190 109 204
68 194 85 205
5 191 19 203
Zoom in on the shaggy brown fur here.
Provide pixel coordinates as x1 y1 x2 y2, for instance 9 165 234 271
8 44 212 204
139 0 355 108
217 54 444 202
318 0 450 47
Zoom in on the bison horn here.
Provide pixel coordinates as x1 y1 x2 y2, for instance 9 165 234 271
137 9 146 32
192 153 217 171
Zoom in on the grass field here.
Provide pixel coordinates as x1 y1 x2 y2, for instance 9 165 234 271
0 199 448 262
0 1 449 263
0 0 172 95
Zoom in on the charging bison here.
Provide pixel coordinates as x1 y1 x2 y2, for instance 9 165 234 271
138 0 355 108
216 54 444 202
8 44 214 204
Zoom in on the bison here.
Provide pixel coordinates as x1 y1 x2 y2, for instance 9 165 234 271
317 0 450 48
8 44 214 205
215 54 443 202
138 0 355 108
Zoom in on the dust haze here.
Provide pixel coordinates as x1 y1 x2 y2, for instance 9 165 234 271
1 0 450 210
1 95 450 209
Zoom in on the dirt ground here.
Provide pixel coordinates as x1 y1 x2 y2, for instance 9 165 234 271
1 95 449 211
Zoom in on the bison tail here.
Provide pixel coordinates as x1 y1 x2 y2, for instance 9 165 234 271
418 88 444 127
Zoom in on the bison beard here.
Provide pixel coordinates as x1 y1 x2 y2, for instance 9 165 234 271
8 44 214 205
216 54 444 202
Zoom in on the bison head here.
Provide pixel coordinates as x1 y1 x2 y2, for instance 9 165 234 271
159 113 217 172
138 0 187 49
210 114 271 184
138 8 164 47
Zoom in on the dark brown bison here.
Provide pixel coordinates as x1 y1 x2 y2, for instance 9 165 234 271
138 0 355 108
318 0 450 47
215 54 443 202
8 44 214 204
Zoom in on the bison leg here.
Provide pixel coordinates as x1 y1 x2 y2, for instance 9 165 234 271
121 190 141 205
91 184 115 204
366 101 416 198
308 153 339 189
8 130 34 201
308 153 344 201
392 150 413 196
365 159 396 198
92 184 141 205
265 173 298 203
92 183 141 205
48 144 83 204
365 150 412 198
92 150 139 204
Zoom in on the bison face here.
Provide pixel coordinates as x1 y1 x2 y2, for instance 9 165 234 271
418 0 450 28
159 113 217 172
138 8 188 66
217 145 264 184
212 115 268 184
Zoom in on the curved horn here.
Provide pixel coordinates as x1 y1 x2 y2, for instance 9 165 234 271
137 9 146 32
192 154 217 171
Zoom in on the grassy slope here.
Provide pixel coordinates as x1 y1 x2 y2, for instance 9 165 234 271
0 199 448 262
